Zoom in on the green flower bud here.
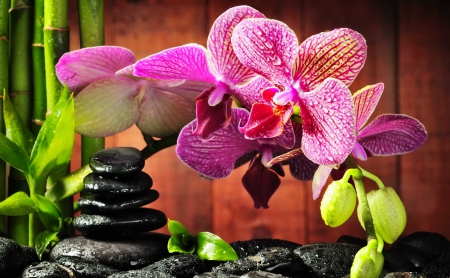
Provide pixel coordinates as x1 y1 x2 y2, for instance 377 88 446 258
358 187 407 244
350 242 384 278
320 180 357 227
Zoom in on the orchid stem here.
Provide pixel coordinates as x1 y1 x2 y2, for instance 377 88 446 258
359 166 385 189
141 133 179 159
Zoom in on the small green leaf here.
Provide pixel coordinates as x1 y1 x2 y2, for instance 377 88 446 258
195 232 238 261
168 219 191 235
0 191 36 216
45 164 92 202
168 234 196 254
0 132 30 174
35 230 59 260
32 194 63 232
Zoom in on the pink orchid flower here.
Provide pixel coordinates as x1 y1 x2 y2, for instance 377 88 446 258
133 5 266 140
56 46 201 137
312 83 428 199
232 19 368 166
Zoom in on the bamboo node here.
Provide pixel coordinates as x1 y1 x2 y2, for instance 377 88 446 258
43 26 70 32
32 43 44 47
8 4 32 12
0 36 8 42
32 119 45 126
9 91 30 97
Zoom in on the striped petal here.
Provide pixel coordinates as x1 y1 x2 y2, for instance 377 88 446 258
353 83 384 131
358 114 427 156
299 78 356 165
208 5 265 85
294 28 366 92
74 78 139 137
56 46 135 93
176 108 260 179
233 76 270 110
232 18 298 87
134 44 217 84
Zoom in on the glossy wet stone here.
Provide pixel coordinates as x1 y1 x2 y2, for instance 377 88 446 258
21 261 71 278
107 270 176 278
90 147 144 176
55 255 120 277
230 238 302 258
421 251 450 277
383 248 420 272
0 237 38 277
73 208 167 235
49 233 171 270
142 254 206 278
294 242 362 278
78 189 159 212
83 172 153 197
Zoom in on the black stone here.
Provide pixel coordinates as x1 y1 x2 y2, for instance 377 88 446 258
55 255 120 277
383 248 420 272
49 233 171 270
73 208 167 235
382 272 425 278
78 189 160 212
336 235 366 246
20 261 72 278
0 237 38 277
230 238 302 258
241 271 289 278
421 251 450 277
83 172 153 197
142 254 206 278
294 242 362 278
107 270 176 278
89 147 145 176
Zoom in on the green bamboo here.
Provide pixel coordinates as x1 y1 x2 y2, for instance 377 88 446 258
77 0 105 178
8 0 33 245
0 0 9 233
31 0 45 136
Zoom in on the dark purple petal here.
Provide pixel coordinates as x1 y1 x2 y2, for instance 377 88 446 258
289 153 319 181
56 46 135 93
294 28 367 92
176 108 260 179
273 120 295 149
239 103 284 139
208 5 265 85
134 44 217 84
358 114 427 156
353 83 384 131
233 76 270 110
242 156 281 209
232 18 298 87
299 78 356 165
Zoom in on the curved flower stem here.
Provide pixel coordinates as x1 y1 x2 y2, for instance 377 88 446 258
359 166 385 189
141 133 179 159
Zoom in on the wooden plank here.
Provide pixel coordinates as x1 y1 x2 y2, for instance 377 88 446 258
398 0 450 240
302 0 397 243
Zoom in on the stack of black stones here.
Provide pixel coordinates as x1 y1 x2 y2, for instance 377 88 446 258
73 147 167 236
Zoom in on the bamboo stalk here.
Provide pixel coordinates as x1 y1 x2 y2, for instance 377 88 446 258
78 0 105 167
8 0 33 245
0 0 9 233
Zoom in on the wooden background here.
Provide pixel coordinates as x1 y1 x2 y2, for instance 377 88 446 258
67 0 450 245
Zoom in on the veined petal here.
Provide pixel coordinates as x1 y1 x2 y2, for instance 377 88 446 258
358 114 427 156
232 18 298 87
74 78 139 137
176 108 260 179
312 165 333 200
234 76 270 110
294 28 367 92
137 87 196 138
299 78 356 165
159 80 215 106
56 46 135 93
353 83 384 131
134 44 217 84
289 153 319 181
239 103 284 139
208 5 265 85
273 120 295 149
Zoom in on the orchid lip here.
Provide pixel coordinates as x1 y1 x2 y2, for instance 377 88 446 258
208 81 229 106
272 86 299 106
259 145 274 167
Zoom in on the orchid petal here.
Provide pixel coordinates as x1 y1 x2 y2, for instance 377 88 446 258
242 156 281 209
353 83 384 131
74 78 139 137
233 76 270 110
208 5 264 85
273 120 295 149
358 114 427 156
299 78 356 165
239 103 284 139
294 28 367 92
56 46 135 93
176 108 260 179
352 141 368 161
160 80 214 106
134 44 217 84
312 165 333 200
137 87 196 138
232 18 298 87
289 153 319 181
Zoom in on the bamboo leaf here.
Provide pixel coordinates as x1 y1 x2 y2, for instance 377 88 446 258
195 232 238 261
0 191 35 216
32 194 62 232
0 132 30 173
168 219 191 235
45 164 92 202
168 234 196 254
35 230 58 260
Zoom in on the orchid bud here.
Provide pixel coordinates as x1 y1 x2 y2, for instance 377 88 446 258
350 240 384 278
320 180 357 227
358 187 407 244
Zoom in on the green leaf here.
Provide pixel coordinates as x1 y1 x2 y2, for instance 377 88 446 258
30 89 74 178
195 232 238 261
32 194 63 232
45 164 92 202
0 191 36 216
168 219 191 235
168 234 196 254
3 90 35 156
35 230 59 260
0 132 30 173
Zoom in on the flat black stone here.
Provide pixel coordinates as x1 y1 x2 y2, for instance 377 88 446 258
230 239 302 258
78 189 159 212
142 254 206 278
54 255 120 277
0 237 38 277
73 208 167 235
21 261 71 278
83 172 152 197
89 147 144 176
